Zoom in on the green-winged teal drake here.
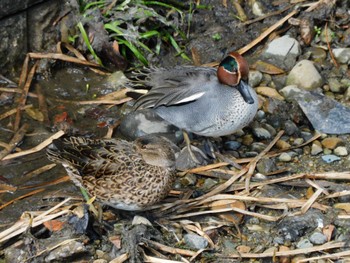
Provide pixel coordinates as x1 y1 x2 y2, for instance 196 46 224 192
128 52 258 138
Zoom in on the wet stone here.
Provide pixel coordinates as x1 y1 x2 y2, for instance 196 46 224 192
309 232 327 245
256 158 277 174
329 78 345 93
184 233 208 250
251 142 267 153
332 48 350 64
261 123 277 136
284 120 299 136
276 139 291 150
242 134 254 146
334 146 348 156
181 173 197 186
263 35 301 70
252 127 272 140
279 152 292 162
293 138 304 146
224 141 241 151
300 131 313 141
309 47 327 63
296 239 313 249
249 70 263 87
321 137 343 149
202 178 218 191
311 143 323 155
286 60 323 90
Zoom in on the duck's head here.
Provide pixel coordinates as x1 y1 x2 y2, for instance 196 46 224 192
136 135 176 168
217 52 254 104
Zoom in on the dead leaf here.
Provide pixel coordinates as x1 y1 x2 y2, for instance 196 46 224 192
109 235 122 249
323 225 335 241
256 87 284 100
44 220 65 232
236 245 251 253
306 187 315 199
278 245 291 263
191 47 201 66
299 18 314 45
25 107 44 122
252 60 285 75
334 203 350 212
210 200 245 224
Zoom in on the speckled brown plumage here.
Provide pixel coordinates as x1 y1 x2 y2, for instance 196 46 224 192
47 135 176 211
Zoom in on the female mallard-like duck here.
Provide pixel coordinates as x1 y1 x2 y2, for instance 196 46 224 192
128 52 258 138
47 135 176 211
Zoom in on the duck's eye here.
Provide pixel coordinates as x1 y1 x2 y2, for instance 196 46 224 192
220 56 238 73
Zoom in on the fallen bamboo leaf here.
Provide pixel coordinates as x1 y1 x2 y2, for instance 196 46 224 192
252 60 285 74
256 87 285 100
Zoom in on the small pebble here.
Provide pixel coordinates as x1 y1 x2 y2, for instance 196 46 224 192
251 142 267 153
242 134 254 146
252 127 272 140
309 232 327 245
334 146 348 156
132 215 152 226
321 137 342 149
279 152 292 162
284 120 299 135
311 143 323 155
184 233 208 250
276 140 291 150
323 148 332 155
296 238 313 249
293 138 304 146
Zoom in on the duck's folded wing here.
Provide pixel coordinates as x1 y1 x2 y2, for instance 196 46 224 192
131 66 217 109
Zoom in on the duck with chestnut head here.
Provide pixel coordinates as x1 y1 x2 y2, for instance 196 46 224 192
128 52 258 138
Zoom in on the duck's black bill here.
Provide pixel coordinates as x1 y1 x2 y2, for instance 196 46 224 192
238 81 254 104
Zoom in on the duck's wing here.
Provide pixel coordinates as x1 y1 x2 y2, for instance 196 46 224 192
47 137 139 179
130 66 217 109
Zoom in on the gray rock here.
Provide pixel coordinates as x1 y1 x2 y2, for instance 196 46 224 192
184 233 208 250
257 158 277 174
328 78 345 93
279 85 302 101
309 232 327 245
252 127 272 140
332 48 350 64
284 120 299 136
224 141 241 151
175 145 208 171
296 239 313 249
311 143 323 155
280 86 350 134
119 109 181 143
263 35 301 70
249 70 263 87
293 138 304 146
286 60 323 90
334 146 348 156
251 142 268 153
279 152 292 162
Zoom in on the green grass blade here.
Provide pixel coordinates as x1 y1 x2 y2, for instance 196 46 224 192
77 22 103 66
